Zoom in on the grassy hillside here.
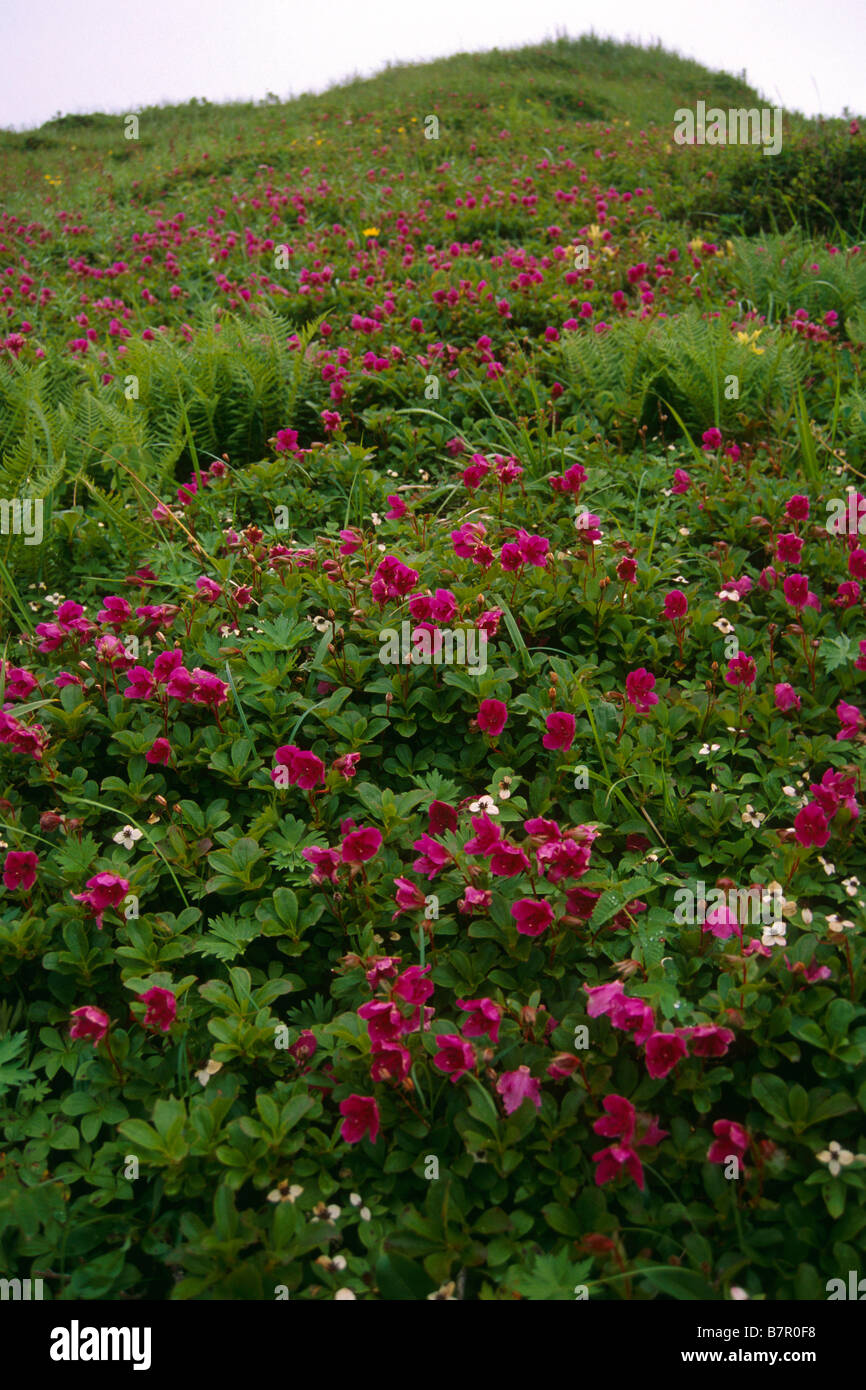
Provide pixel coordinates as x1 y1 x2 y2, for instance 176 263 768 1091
0 36 865 1305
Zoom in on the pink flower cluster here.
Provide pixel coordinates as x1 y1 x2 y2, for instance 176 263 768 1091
592 1093 668 1190
586 981 735 1085
123 649 228 708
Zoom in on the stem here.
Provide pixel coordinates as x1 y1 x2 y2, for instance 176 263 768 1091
101 1030 125 1085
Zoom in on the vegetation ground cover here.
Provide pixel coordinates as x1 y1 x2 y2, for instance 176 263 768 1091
0 35 865 1301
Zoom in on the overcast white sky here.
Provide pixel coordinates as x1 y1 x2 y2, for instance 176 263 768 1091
3 0 863 131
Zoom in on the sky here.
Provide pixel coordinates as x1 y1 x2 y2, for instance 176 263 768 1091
3 0 864 131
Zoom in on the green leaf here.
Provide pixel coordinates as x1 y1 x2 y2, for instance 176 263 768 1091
752 1073 791 1125
376 1253 436 1300
788 1084 809 1126
0 1032 36 1096
509 1251 593 1300
542 1202 582 1237
639 1266 720 1300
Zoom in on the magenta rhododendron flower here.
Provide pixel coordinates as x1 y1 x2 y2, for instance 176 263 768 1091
195 575 222 602
625 668 658 713
72 873 130 929
810 769 859 820
794 802 831 847
514 529 549 567
477 698 508 735
153 649 184 683
496 1065 542 1115
97 595 132 629
708 1119 749 1164
575 510 603 541
476 608 502 636
365 957 401 989
3 850 38 891
357 999 405 1045
464 814 501 856
591 1098 666 1185
145 737 172 765
191 669 229 708
70 1005 110 1045
835 581 860 609
836 701 864 741
663 589 688 619
272 744 325 790
385 494 406 520
786 494 810 521
370 1042 412 1082
759 563 782 592
428 800 458 835
785 956 832 983
433 1034 476 1081
463 459 491 490
489 842 531 878
459 886 493 915
332 753 360 780
371 555 419 604
289 1030 317 1065
593 1094 636 1142
774 682 801 712
703 905 740 940
593 1143 646 1189
525 816 561 842
542 711 575 751
644 1030 689 1078
550 463 587 495
138 987 177 1032
682 1025 735 1057
725 652 756 687
848 548 866 580
339 1094 379 1144
302 846 341 884
451 521 487 559
95 634 133 671
338 528 362 556
783 573 811 611
701 427 722 451
408 593 433 622
411 833 452 879
584 981 625 1016
340 826 383 863
671 468 691 494
392 964 434 1005
609 994 655 1046
456 997 502 1043
392 876 427 914
718 575 752 602
511 897 555 936
430 588 458 623
776 533 803 565
1 664 37 701
273 428 299 453
166 667 197 700
564 886 601 920
0 709 49 760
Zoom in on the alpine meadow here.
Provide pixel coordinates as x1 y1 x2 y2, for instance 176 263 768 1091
1 32 865 1305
